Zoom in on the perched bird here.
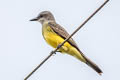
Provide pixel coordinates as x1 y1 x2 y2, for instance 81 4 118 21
30 11 102 75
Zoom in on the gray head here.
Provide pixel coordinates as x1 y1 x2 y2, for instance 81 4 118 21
30 11 55 24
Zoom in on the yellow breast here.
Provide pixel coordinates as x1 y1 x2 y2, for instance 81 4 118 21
41 22 86 62
42 22 60 48
42 22 70 50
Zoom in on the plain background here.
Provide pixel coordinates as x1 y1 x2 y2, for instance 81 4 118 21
0 0 120 80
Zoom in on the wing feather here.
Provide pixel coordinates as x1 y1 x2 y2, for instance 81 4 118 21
48 22 80 52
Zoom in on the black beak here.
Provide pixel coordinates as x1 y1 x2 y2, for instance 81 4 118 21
30 17 38 21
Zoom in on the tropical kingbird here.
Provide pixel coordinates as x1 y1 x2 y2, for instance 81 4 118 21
30 11 102 74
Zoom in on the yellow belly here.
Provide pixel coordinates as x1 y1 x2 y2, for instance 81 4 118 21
43 29 70 52
42 23 86 62
42 23 71 52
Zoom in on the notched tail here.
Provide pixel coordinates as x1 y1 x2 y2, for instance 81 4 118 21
85 57 103 75
77 50 103 75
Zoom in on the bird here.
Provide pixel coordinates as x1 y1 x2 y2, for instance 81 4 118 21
30 11 102 75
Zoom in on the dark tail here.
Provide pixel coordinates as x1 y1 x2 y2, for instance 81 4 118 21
74 48 102 75
79 51 103 75
85 57 103 75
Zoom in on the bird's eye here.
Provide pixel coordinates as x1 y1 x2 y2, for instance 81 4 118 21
40 15 43 18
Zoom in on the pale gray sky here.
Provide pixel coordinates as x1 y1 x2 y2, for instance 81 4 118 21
0 0 120 80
